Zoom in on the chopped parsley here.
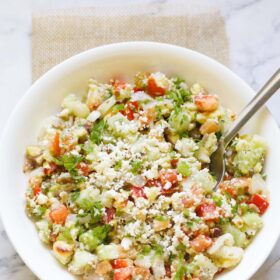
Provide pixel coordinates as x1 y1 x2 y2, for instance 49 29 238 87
112 104 125 113
90 119 107 144
167 88 192 110
186 221 193 228
58 154 83 175
90 201 103 223
70 191 80 202
174 263 188 280
114 160 122 171
152 244 164 256
176 243 186 253
231 202 238 214
212 194 222 207
130 160 142 175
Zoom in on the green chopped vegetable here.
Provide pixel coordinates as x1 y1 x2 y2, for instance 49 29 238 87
114 160 122 171
90 201 103 223
70 191 80 202
59 154 83 174
112 104 125 113
154 215 169 222
130 160 142 175
79 225 111 252
212 194 222 207
152 244 164 256
222 223 247 248
242 212 263 230
141 245 152 255
90 119 107 144
177 160 191 177
174 263 187 280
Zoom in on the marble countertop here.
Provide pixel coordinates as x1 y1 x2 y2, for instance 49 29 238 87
0 0 279 279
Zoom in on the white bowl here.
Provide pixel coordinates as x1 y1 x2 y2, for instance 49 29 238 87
0 42 279 280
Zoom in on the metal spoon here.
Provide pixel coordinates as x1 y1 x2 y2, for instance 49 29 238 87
210 69 280 191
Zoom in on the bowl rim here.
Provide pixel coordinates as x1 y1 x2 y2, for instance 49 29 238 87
0 41 279 280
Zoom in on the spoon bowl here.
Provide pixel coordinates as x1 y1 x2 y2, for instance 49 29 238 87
210 69 280 190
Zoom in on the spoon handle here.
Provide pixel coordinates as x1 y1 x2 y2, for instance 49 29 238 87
224 69 280 146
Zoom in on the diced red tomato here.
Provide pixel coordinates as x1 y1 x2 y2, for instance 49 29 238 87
249 194 269 215
220 177 249 197
145 179 162 188
111 79 127 90
219 182 237 197
190 234 212 252
51 132 61 156
195 203 219 221
120 101 139 121
170 158 179 168
44 162 57 176
182 197 194 208
158 169 179 196
133 87 142 92
147 76 166 97
159 169 178 186
33 183 41 196
49 204 68 225
104 207 116 223
131 186 147 198
161 186 179 196
77 162 90 176
129 101 139 110
114 267 132 280
112 259 129 269
194 95 218 112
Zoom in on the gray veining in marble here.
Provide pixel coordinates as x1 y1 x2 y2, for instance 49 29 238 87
0 0 279 279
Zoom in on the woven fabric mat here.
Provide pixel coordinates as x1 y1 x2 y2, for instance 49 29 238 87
32 3 228 81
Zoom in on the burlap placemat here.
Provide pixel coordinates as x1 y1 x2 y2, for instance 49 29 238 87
32 3 229 81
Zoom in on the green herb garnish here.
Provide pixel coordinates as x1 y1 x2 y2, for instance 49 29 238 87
90 201 103 223
112 104 125 113
213 194 222 207
152 244 164 256
79 225 111 252
114 160 122 171
90 119 107 144
167 88 192 109
231 202 238 214
130 160 142 175
71 191 80 202
59 154 83 175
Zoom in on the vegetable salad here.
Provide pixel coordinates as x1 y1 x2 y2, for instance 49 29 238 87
24 72 269 280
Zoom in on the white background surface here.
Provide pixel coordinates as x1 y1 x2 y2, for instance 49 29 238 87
0 0 279 279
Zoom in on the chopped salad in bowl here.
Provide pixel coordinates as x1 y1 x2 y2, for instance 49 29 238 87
23 72 269 280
